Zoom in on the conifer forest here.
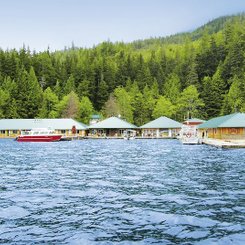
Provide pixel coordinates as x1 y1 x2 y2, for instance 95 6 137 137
0 14 245 125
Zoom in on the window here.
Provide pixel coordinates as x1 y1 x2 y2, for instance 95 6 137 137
228 128 238 134
61 130 66 134
119 129 124 135
0 130 5 134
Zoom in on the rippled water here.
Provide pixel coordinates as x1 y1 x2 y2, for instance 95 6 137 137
0 139 244 244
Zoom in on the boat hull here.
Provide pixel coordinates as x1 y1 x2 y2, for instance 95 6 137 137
17 135 62 142
181 137 200 145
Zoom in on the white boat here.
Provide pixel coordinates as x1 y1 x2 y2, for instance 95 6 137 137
179 125 200 145
181 135 200 144
123 129 136 140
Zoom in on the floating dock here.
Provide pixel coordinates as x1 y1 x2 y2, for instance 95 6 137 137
202 139 245 148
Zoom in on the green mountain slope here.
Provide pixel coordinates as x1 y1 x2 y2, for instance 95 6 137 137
130 13 245 49
0 13 244 124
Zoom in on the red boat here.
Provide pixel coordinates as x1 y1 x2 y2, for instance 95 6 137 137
16 128 62 142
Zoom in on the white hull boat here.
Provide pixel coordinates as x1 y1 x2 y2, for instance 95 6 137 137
181 136 200 145
123 129 136 140
179 125 200 145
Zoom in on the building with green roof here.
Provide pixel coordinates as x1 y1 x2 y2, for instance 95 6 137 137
89 114 101 125
140 116 182 138
0 118 87 138
198 113 245 140
88 116 137 137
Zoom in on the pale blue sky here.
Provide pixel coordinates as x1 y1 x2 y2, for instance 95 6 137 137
1 0 245 51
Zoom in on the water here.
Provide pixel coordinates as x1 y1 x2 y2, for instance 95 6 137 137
0 139 244 244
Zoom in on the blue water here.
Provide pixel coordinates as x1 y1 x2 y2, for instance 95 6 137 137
0 139 244 244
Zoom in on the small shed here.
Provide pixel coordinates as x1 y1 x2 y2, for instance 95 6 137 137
89 114 101 125
0 118 88 138
88 116 137 137
198 113 245 140
140 116 182 138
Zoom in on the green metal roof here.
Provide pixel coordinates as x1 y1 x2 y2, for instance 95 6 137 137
198 113 245 129
91 114 101 119
140 116 183 129
0 119 87 130
88 116 137 129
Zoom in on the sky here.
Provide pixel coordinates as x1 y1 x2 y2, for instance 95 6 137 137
1 0 245 51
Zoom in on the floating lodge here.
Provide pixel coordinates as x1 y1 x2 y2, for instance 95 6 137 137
198 113 245 148
140 116 182 138
88 117 137 137
0 119 87 139
198 113 245 140
0 113 244 147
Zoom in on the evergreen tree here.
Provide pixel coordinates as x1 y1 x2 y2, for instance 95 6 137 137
16 67 42 118
96 80 109 110
142 85 156 122
5 99 19 118
0 76 19 118
64 75 75 95
33 51 56 89
135 54 152 89
54 80 62 99
163 73 181 104
77 80 91 99
27 67 43 117
196 36 226 80
186 61 199 88
223 75 245 113
101 56 116 92
151 78 160 99
202 67 226 118
38 87 59 118
0 88 9 118
128 80 140 96
221 35 245 81
115 50 128 87
131 90 145 126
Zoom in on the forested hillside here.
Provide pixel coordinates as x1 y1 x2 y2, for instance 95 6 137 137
0 14 244 125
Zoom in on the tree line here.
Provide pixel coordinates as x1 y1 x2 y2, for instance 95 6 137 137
0 14 244 125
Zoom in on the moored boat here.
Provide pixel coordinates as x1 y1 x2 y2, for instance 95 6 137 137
123 129 136 140
181 135 200 145
179 125 200 145
16 128 62 142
